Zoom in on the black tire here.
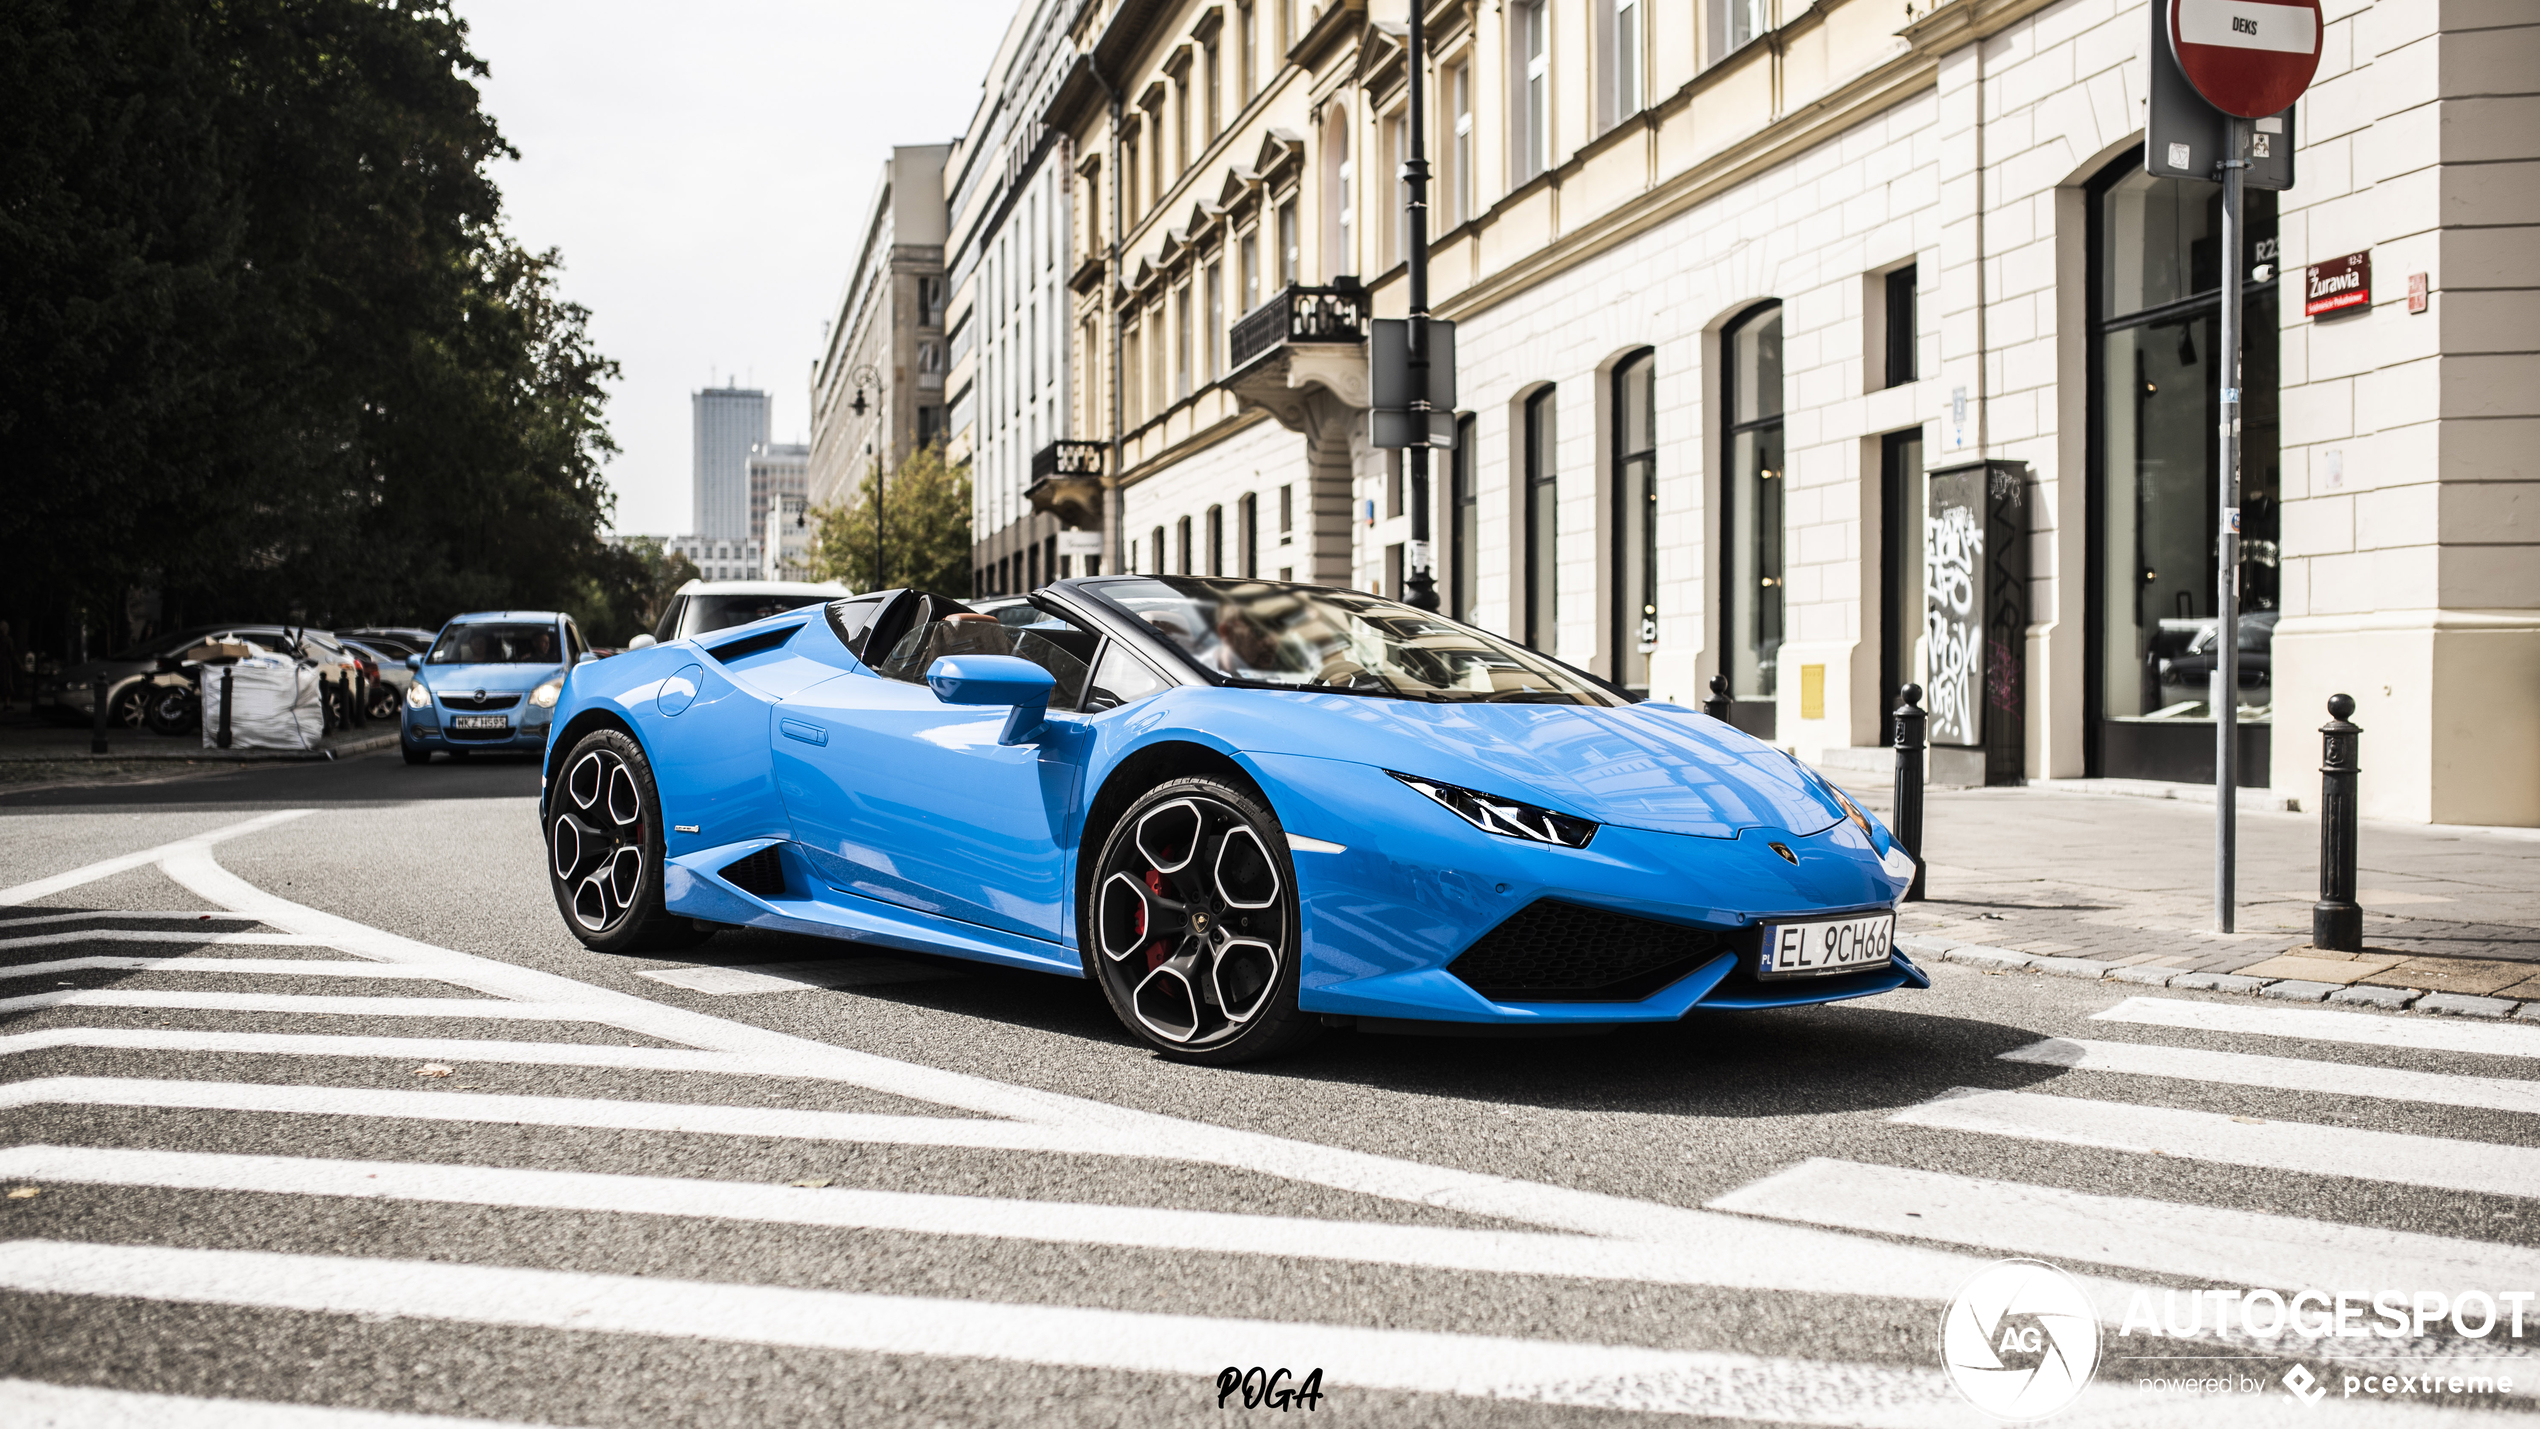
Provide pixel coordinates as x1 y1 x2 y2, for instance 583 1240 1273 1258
1084 775 1316 1064
366 685 401 722
401 743 431 765
108 684 147 729
544 727 707 953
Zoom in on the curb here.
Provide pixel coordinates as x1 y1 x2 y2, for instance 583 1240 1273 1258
1895 933 2538 1024
0 732 399 764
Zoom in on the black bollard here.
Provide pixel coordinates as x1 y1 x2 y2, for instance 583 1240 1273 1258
320 672 336 735
217 667 234 749
90 672 109 754
1893 683 1928 902
352 671 368 728
2314 693 2363 952
1703 674 1731 722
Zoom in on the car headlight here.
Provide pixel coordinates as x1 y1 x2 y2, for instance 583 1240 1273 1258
404 682 431 709
1387 771 1598 849
529 675 565 710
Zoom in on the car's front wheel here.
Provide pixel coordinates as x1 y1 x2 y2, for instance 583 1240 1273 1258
1085 776 1316 1063
545 727 705 953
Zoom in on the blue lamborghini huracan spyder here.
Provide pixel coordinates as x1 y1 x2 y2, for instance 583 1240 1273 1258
539 577 1925 1062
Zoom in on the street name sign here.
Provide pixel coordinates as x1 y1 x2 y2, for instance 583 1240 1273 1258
2169 0 2323 118
2305 251 2371 318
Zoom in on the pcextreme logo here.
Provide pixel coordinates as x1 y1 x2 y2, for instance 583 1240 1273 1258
1940 1259 2102 1420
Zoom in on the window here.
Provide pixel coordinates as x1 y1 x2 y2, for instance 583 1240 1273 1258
917 274 947 327
1239 0 1258 97
1450 414 1478 620
1323 107 1353 280
1124 320 1144 426
1278 483 1293 543
1204 261 1224 382
1175 78 1190 174
1614 0 1642 121
1523 387 1558 651
1149 525 1166 573
1445 62 1474 228
1149 299 1167 414
1381 110 1406 267
1722 302 1785 730
1513 1 1550 184
1173 282 1192 401
1708 0 1766 64
1124 130 1142 215
1277 0 1294 53
1177 515 1194 574
1203 38 1221 138
1611 351 1657 691
1238 492 1260 576
872 598 1099 711
1385 448 1404 519
1884 263 1919 388
1206 504 1225 575
1240 229 1260 313
1277 200 1299 284
1085 640 1170 711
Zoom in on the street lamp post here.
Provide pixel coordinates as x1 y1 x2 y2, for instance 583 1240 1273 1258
1402 2 1438 612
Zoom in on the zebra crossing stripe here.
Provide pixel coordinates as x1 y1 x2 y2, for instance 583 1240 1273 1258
0 1028 775 1075
0 930 330 953
2001 1037 2540 1117
1894 1088 2540 1200
0 1238 1985 1428
1710 1157 2540 1307
0 909 262 930
2094 996 2540 1060
0 991 599 1021
0 810 312 907
0 1377 565 1428
0 957 453 984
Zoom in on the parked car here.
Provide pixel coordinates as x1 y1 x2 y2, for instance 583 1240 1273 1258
35 624 362 731
341 627 438 656
628 579 850 650
342 638 415 723
400 611 594 764
539 577 1922 1063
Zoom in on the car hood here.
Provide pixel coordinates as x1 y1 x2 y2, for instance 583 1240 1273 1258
1220 693 1848 839
415 663 560 694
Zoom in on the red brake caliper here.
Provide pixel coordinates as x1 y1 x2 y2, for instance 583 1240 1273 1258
1143 868 1169 970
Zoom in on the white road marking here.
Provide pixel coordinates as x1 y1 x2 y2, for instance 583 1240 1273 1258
0 909 260 930
0 1238 1973 1428
2095 996 2540 1060
635 960 955 995
0 957 452 984
1711 1157 2540 1300
1894 1088 2540 1200
2002 1037 2540 1117
0 991 602 1021
0 1028 777 1075
0 810 311 908
0 930 329 953
0 1377 567 1428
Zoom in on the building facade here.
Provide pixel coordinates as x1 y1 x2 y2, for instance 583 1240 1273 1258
691 384 771 541
810 145 953 513
948 0 1090 598
663 534 762 585
1035 0 2537 827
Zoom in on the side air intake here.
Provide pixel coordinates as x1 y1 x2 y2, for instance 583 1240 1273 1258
719 846 786 897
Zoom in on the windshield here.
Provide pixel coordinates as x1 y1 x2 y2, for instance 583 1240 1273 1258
1088 577 1628 705
688 593 830 638
428 622 560 665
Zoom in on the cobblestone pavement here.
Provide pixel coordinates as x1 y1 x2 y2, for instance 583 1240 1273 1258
1820 775 2540 999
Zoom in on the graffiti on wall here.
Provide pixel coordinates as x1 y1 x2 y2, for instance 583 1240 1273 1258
1924 503 1983 746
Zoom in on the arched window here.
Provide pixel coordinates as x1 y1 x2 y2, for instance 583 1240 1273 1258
1206 504 1225 576
1149 525 1166 574
1322 106 1352 279
1523 388 1559 650
1721 302 1783 735
1177 514 1194 574
1611 350 1657 691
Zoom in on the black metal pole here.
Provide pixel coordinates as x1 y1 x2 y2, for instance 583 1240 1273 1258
1702 673 1731 722
89 673 109 754
320 672 336 736
2314 693 2363 952
217 667 234 750
1894 682 1928 903
2215 115 2248 933
1401 0 1439 611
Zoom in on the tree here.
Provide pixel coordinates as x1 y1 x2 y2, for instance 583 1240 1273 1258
567 537 699 647
809 445 973 597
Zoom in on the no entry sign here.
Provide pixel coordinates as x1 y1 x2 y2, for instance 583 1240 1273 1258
2169 0 2324 118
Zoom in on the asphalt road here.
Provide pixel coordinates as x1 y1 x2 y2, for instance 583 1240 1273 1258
2 753 2535 1428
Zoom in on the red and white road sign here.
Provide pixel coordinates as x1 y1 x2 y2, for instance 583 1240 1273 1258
2169 0 2323 119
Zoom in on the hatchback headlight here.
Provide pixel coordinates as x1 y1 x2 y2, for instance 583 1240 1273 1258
530 675 565 709
404 682 431 709
1387 771 1598 849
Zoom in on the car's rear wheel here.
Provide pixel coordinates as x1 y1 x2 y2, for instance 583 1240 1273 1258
546 728 706 953
1085 776 1315 1063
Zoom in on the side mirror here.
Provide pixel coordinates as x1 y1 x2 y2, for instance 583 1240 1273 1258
403 654 421 672
627 633 658 650
577 651 596 665
926 654 1055 745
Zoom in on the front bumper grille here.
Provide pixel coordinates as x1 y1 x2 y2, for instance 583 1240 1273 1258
1447 899 1749 1003
438 692 521 711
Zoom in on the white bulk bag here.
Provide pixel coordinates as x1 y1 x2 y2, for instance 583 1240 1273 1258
203 652 322 750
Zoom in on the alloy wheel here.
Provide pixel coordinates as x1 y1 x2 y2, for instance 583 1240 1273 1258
550 745 647 935
1092 794 1290 1050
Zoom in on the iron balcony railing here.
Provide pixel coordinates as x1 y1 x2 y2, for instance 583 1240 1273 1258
1030 440 1106 483
1228 281 1368 373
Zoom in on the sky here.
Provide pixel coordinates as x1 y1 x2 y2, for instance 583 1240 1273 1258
460 0 1019 536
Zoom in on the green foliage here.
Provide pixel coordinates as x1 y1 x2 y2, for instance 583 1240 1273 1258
567 537 700 647
810 446 974 597
0 0 621 645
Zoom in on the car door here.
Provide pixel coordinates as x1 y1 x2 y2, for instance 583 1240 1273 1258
773 596 1099 945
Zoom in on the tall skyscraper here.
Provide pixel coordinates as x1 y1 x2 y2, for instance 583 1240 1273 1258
692 384 771 541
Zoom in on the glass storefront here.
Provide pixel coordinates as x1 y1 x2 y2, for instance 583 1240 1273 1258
1611 350 1657 693
1721 303 1783 737
2090 160 2280 784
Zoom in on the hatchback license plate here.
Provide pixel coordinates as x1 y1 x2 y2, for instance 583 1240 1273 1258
1758 913 1896 979
451 715 509 732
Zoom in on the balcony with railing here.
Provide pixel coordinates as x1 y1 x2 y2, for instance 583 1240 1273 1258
1228 281 1369 373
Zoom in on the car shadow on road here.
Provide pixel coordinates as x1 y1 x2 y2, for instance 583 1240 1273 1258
0 750 544 810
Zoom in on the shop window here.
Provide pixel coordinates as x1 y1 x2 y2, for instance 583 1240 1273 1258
1611 350 1656 692
1523 387 1558 650
1721 302 1783 737
1450 414 1478 620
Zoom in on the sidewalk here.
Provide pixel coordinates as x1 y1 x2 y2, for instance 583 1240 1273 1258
0 702 396 778
1817 766 2540 1009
